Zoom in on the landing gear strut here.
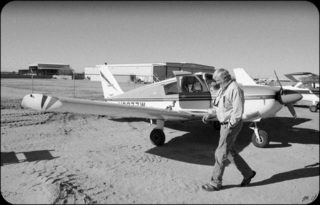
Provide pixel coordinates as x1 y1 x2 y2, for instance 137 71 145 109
150 120 165 146
249 122 269 148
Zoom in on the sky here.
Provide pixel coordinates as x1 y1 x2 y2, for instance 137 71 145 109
1 1 319 78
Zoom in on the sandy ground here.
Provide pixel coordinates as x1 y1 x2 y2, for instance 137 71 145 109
1 78 319 204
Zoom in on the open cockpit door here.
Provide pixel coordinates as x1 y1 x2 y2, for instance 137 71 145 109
175 73 212 109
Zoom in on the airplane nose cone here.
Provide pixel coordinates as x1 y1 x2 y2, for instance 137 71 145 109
276 90 303 104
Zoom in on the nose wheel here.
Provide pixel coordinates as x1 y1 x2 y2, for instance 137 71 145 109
249 122 269 148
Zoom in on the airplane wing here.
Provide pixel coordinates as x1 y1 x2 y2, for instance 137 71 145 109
233 68 257 85
284 72 319 84
21 94 206 121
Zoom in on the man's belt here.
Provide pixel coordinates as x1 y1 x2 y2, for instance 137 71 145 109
220 121 229 125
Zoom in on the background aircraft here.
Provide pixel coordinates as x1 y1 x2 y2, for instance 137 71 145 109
234 68 319 112
284 72 319 112
21 65 302 148
284 72 319 89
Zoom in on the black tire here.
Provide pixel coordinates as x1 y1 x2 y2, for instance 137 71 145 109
251 130 269 148
212 121 221 130
309 105 318 112
150 129 165 146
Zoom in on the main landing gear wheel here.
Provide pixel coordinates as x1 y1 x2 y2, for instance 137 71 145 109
251 130 269 148
150 129 165 146
309 105 318 112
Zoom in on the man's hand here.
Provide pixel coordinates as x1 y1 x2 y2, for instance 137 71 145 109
202 114 210 124
202 107 217 124
208 108 216 116
227 121 236 129
202 108 216 124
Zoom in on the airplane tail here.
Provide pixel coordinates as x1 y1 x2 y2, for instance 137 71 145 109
233 68 257 85
98 65 124 98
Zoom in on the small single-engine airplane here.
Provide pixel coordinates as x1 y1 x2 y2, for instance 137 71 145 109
21 65 302 148
234 68 319 113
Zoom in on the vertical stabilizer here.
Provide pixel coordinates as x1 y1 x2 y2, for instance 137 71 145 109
98 65 124 98
233 68 257 85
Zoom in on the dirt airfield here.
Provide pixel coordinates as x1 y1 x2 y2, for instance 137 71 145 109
1 78 319 204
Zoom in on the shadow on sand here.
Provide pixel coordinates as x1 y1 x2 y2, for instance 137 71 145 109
1 150 58 166
222 162 320 190
145 117 318 166
143 116 319 190
109 116 319 188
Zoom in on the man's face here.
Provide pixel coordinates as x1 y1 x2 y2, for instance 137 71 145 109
212 75 221 90
213 76 223 85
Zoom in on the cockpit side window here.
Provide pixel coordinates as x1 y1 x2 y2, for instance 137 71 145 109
178 76 208 93
164 82 178 95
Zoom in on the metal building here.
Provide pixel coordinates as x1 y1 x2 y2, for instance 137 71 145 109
19 63 73 76
85 62 215 83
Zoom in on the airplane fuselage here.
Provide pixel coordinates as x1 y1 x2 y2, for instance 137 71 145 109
105 75 284 122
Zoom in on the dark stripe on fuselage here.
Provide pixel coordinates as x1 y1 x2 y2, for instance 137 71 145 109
188 111 208 113
245 95 275 100
107 95 276 102
107 97 178 102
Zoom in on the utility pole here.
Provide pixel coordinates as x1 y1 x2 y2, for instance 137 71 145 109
30 68 34 94
72 70 76 98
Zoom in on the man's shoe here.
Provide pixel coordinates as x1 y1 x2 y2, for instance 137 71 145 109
202 183 221 191
240 171 256 187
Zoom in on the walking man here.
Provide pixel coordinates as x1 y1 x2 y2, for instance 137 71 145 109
202 68 256 191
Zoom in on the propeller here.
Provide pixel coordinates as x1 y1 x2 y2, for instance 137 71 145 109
274 70 302 118
274 70 283 90
287 104 297 118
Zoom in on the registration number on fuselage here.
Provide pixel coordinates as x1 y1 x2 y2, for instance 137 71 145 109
118 101 146 106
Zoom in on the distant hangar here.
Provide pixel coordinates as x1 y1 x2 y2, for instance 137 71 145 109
18 63 73 75
18 63 75 79
85 62 215 83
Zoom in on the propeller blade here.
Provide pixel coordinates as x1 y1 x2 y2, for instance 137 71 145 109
286 103 297 119
274 70 283 90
